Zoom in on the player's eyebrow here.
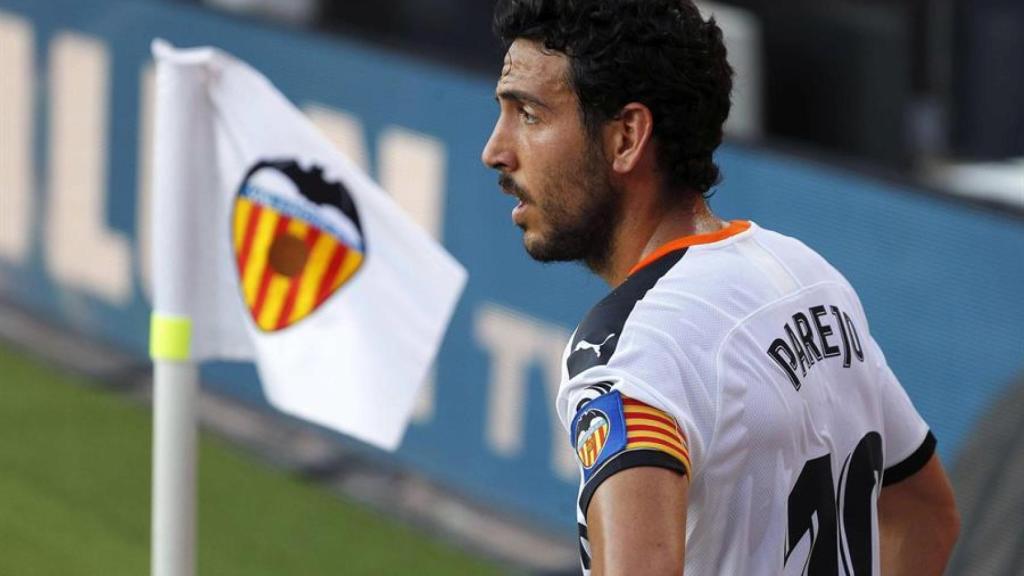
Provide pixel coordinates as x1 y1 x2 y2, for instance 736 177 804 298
495 89 552 111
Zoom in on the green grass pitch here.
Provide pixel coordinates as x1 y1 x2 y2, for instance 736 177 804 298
0 343 505 575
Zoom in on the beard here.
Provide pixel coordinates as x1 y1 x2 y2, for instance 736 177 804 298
503 143 622 274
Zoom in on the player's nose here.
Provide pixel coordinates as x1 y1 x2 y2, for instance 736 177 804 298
481 120 517 173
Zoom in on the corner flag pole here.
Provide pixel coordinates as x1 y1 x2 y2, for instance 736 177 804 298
149 217 199 576
149 46 206 576
150 341 197 576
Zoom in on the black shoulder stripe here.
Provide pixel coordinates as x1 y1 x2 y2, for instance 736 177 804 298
567 249 686 378
578 450 688 517
883 431 937 487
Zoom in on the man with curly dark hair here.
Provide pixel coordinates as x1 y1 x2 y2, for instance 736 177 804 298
484 0 731 279
482 1 959 574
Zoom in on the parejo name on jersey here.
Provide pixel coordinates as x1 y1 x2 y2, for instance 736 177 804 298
765 304 864 391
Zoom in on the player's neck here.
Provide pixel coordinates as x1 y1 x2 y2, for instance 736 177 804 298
597 195 725 287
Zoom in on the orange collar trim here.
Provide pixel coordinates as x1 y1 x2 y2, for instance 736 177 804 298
628 220 751 276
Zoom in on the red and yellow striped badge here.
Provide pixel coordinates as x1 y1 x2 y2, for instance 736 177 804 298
232 160 365 332
623 398 691 474
576 410 611 469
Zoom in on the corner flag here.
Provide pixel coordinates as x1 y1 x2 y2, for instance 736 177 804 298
147 39 466 576
149 40 466 450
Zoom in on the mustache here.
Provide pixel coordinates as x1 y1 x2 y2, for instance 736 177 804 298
499 175 531 202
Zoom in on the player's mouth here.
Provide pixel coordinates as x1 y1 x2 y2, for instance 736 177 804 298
511 199 528 225
499 175 531 225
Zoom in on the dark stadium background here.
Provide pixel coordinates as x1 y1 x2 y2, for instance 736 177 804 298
0 0 1020 574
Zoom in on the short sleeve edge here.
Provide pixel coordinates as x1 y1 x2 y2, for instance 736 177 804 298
882 431 937 487
578 450 688 516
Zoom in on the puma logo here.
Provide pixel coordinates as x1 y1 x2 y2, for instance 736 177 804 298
573 333 617 358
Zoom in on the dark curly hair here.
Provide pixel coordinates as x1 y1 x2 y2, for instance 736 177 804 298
494 0 733 196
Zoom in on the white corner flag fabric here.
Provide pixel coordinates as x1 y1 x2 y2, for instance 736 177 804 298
150 40 467 450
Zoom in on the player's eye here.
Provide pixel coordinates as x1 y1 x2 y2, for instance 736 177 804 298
518 107 539 125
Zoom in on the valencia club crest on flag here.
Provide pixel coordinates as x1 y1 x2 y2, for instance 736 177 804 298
576 408 611 469
233 160 366 332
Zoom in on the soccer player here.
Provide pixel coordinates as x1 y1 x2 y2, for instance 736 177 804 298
481 1 960 574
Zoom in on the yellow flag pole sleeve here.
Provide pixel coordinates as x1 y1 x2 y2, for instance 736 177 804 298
150 313 193 361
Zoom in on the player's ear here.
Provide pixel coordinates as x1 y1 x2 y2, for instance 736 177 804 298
604 102 654 175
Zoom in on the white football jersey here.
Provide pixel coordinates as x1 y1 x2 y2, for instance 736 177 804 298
557 220 934 575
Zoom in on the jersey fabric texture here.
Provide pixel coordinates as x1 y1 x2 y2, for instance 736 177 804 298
557 220 935 575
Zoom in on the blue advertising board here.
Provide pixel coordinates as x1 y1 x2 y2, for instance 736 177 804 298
1 0 1022 536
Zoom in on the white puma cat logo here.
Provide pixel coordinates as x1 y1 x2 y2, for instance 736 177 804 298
573 333 617 358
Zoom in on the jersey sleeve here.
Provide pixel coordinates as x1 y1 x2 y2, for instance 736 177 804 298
570 389 691 514
558 321 717 515
869 336 936 486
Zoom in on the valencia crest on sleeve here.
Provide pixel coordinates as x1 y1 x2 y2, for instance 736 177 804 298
571 390 691 502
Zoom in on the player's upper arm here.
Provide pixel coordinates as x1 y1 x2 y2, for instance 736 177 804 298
857 318 958 572
878 453 960 575
571 390 691 575
880 451 957 521
588 465 688 575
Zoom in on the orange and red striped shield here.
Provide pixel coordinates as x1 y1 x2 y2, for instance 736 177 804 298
576 410 611 469
232 161 365 332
